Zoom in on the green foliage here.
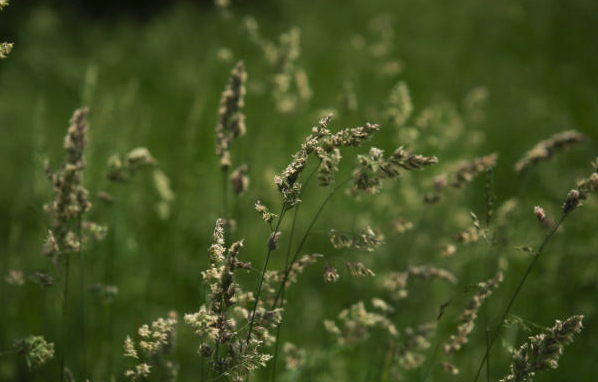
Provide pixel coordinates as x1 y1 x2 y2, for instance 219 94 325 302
1 1 598 382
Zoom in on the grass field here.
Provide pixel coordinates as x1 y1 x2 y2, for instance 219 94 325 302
1 1 597 381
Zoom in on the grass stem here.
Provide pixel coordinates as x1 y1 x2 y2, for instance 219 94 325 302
472 212 568 382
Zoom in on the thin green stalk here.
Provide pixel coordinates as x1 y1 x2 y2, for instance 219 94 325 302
485 329 490 382
77 216 87 378
472 212 568 382
270 204 300 382
222 168 229 221
106 192 121 381
60 254 71 382
483 168 494 382
107 211 116 379
421 340 442 381
272 177 351 308
246 204 287 345
270 164 318 382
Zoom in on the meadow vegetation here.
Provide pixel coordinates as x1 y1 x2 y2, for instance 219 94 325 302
1 1 597 381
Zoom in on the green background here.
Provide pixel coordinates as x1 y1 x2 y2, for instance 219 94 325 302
1 0 597 381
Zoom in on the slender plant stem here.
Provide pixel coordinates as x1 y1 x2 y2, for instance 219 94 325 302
60 254 71 382
213 169 231 377
107 200 117 380
269 164 318 382
421 340 442 381
472 212 568 382
77 216 87 378
222 168 229 221
270 204 299 382
483 168 494 382
246 205 287 345
272 177 351 308
485 329 490 382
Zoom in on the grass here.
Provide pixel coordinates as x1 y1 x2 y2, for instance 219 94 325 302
0 0 598 381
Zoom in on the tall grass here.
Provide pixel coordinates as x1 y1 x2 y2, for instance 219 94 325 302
1 1 598 382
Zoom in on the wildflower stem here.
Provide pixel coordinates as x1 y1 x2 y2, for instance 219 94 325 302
472 212 568 382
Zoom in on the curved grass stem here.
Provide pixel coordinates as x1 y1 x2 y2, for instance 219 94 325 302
472 212 568 382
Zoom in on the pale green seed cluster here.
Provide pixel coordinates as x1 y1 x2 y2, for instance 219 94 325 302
123 313 178 381
43 108 93 263
0 0 11 59
231 164 249 195
324 301 397 345
501 315 583 382
385 81 413 127
106 147 157 182
328 226 383 252
324 263 339 282
14 335 55 370
153 169 175 220
255 200 277 223
184 219 281 381
262 254 322 305
562 157 598 213
382 266 457 301
339 81 358 114
215 61 246 170
424 153 497 203
282 342 306 371
515 130 585 172
351 146 438 195
444 273 503 357
243 18 311 113
394 323 436 374
346 262 375 277
274 114 380 207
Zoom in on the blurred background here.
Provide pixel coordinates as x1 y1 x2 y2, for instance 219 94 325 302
1 0 597 381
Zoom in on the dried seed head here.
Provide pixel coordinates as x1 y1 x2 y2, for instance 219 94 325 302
5 269 24 286
562 159 598 213
351 146 437 195
126 147 157 171
452 153 497 188
97 191 114 204
346 262 375 277
43 108 93 263
268 232 281 251
441 361 459 375
13 335 55 369
216 61 247 171
500 315 583 382
324 264 339 282
385 81 413 127
340 81 358 114
0 42 12 59
29 270 54 287
255 200 277 223
391 218 413 234
329 227 383 252
444 272 503 354
515 130 585 172
563 189 580 213
534 206 546 222
231 164 249 195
